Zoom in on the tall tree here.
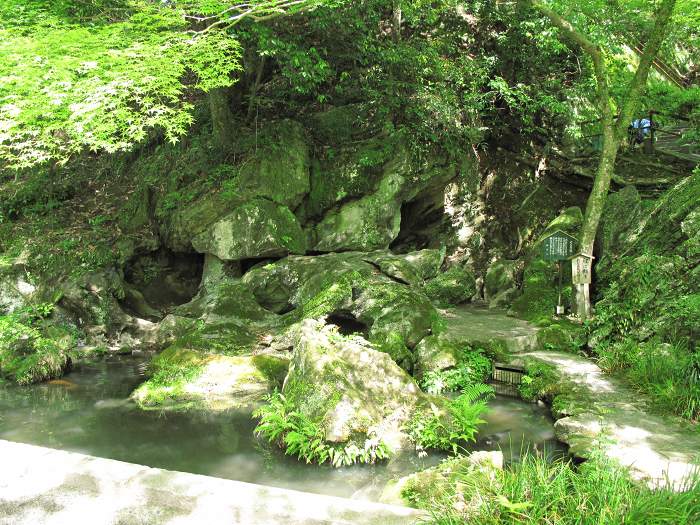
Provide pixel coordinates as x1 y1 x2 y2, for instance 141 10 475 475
529 0 678 318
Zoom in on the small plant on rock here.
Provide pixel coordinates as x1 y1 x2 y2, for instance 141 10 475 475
254 391 391 467
407 383 494 454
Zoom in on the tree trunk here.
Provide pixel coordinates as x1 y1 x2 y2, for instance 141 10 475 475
531 0 677 319
209 87 236 154
392 2 402 43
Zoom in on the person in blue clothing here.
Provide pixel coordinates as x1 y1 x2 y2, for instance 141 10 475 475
628 117 652 146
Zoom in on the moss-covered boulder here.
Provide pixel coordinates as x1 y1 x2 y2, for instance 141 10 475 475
192 199 306 261
313 172 405 251
235 120 311 208
131 346 289 410
510 206 583 324
363 248 445 286
423 265 476 307
388 451 503 509
281 320 433 452
484 259 522 308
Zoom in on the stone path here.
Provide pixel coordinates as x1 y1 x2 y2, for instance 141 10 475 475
443 305 539 352
444 305 700 490
515 351 700 490
0 440 425 525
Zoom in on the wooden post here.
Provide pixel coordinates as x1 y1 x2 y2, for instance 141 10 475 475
571 253 594 320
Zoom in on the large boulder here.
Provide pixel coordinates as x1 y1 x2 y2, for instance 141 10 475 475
313 172 405 252
235 120 311 209
131 346 289 410
423 264 477 307
483 258 522 308
241 252 442 370
192 199 306 261
282 320 435 451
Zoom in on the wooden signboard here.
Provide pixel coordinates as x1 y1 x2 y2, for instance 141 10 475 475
572 253 594 285
541 230 577 261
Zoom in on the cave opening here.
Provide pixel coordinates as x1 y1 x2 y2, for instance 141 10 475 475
326 311 369 336
122 249 204 320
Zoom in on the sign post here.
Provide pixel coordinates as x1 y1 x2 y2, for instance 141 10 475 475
541 230 578 315
571 252 594 319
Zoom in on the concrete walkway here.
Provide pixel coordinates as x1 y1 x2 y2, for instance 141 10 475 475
442 306 700 489
515 351 700 489
0 440 425 525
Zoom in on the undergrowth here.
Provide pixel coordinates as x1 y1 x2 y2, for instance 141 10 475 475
403 451 700 524
253 391 391 467
407 383 493 454
0 303 73 385
597 339 700 421
421 349 492 395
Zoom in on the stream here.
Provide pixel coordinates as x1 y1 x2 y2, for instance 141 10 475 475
0 355 566 501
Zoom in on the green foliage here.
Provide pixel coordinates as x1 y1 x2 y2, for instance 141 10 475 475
131 346 206 408
421 350 492 395
404 450 700 525
407 384 493 454
597 340 700 421
0 305 73 385
518 362 559 402
253 391 390 467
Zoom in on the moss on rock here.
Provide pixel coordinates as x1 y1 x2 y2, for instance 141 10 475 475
424 265 476 307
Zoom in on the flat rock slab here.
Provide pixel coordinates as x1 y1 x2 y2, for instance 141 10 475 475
516 351 700 489
443 305 539 353
0 440 425 525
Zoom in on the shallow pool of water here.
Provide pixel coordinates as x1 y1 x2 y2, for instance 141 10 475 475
0 356 566 500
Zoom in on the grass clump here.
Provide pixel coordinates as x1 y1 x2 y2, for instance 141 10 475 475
404 451 700 524
597 339 700 421
253 391 390 467
0 304 74 385
131 346 206 408
407 383 493 454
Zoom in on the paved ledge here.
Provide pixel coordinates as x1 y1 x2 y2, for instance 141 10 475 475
0 440 425 525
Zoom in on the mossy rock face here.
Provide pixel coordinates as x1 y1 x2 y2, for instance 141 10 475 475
282 320 428 451
57 269 130 336
510 207 583 324
131 346 289 411
354 280 438 350
192 199 306 261
0 265 37 315
597 186 642 276
235 120 311 209
484 259 522 308
313 172 405 252
363 248 445 286
306 141 387 219
423 265 476 307
591 173 700 346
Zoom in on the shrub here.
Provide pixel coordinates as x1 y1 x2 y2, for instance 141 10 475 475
421 350 492 395
254 392 390 467
0 307 73 385
407 383 493 453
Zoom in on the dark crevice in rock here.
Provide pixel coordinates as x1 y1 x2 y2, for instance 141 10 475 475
240 257 282 275
326 311 369 337
390 194 447 253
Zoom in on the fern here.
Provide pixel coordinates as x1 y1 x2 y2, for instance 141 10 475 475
254 392 391 467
